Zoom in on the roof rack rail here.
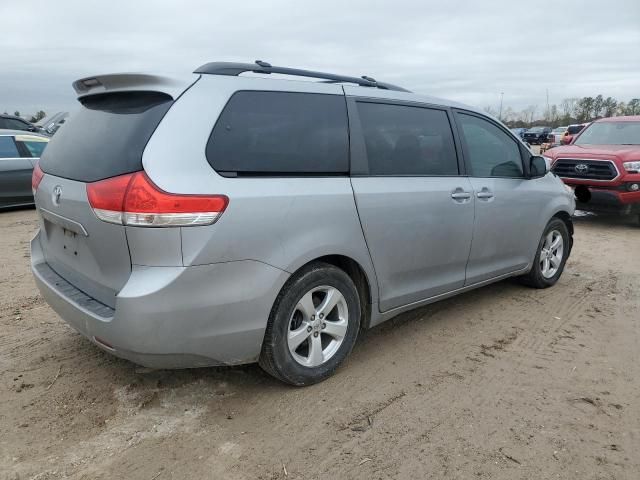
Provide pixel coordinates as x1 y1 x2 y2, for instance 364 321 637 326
194 60 411 93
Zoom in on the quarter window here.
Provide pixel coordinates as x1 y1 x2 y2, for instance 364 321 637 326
207 91 349 175
15 136 48 158
356 102 459 176
457 113 523 177
0 136 19 158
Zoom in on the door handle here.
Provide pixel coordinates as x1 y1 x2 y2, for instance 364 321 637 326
451 191 471 200
476 188 494 200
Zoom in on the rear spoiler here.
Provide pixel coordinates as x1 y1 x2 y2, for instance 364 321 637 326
72 73 198 100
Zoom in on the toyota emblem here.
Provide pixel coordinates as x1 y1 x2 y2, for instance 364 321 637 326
52 185 62 205
574 163 589 174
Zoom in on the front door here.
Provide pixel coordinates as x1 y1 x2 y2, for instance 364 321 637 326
454 111 541 284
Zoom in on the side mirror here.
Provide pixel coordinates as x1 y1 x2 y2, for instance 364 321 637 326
529 155 549 178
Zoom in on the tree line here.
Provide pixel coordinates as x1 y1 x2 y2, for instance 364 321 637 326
3 110 47 123
485 95 640 128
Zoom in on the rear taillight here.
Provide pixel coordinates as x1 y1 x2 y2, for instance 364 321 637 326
32 163 44 194
86 171 228 227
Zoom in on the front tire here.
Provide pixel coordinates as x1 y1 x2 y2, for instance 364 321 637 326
259 262 361 386
520 218 571 289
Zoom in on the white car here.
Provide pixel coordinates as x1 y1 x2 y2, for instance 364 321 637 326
549 126 568 146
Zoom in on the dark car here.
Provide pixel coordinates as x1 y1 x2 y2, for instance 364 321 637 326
523 126 552 145
0 130 49 208
0 114 37 132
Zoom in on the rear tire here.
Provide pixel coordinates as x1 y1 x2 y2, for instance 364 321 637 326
519 218 570 289
259 262 361 386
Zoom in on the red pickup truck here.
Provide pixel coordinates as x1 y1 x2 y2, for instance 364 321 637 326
544 116 640 224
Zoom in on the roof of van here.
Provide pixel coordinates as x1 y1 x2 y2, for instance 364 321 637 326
71 61 488 119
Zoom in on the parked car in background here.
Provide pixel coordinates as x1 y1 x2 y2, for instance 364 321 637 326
0 130 49 208
31 61 575 385
550 126 568 146
540 126 570 153
561 123 588 145
523 126 552 145
510 127 527 139
36 112 69 136
0 114 38 132
546 116 640 224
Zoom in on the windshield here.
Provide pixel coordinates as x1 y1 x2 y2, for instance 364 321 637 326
528 127 544 133
553 127 567 133
575 121 640 145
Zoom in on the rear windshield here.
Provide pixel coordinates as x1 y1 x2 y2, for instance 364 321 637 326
39 91 172 182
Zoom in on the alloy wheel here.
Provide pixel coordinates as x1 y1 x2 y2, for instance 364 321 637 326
287 286 349 367
540 230 564 279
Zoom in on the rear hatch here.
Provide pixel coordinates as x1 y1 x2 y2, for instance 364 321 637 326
35 75 193 308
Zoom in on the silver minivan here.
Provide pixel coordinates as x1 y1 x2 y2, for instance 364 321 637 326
31 61 575 385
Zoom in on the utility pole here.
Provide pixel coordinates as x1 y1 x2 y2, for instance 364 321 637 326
546 88 550 121
499 92 504 121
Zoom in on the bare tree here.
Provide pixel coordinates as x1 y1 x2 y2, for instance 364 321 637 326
548 104 560 124
501 106 516 123
483 106 498 117
522 105 537 126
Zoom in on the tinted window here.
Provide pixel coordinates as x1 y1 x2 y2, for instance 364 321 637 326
40 91 173 182
4 118 31 130
0 136 19 158
356 102 458 176
15 135 49 158
207 91 348 175
458 113 523 177
567 125 584 134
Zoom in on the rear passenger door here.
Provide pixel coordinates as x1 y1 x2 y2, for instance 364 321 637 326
0 135 35 207
348 98 474 312
453 111 541 284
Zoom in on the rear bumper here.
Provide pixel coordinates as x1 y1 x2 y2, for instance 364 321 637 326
31 232 289 368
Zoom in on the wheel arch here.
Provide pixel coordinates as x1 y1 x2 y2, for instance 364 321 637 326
551 210 574 253
287 254 374 330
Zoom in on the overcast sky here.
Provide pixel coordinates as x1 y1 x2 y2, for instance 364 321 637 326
2 0 639 117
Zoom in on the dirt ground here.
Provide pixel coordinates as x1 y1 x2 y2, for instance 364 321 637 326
1 209 638 480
